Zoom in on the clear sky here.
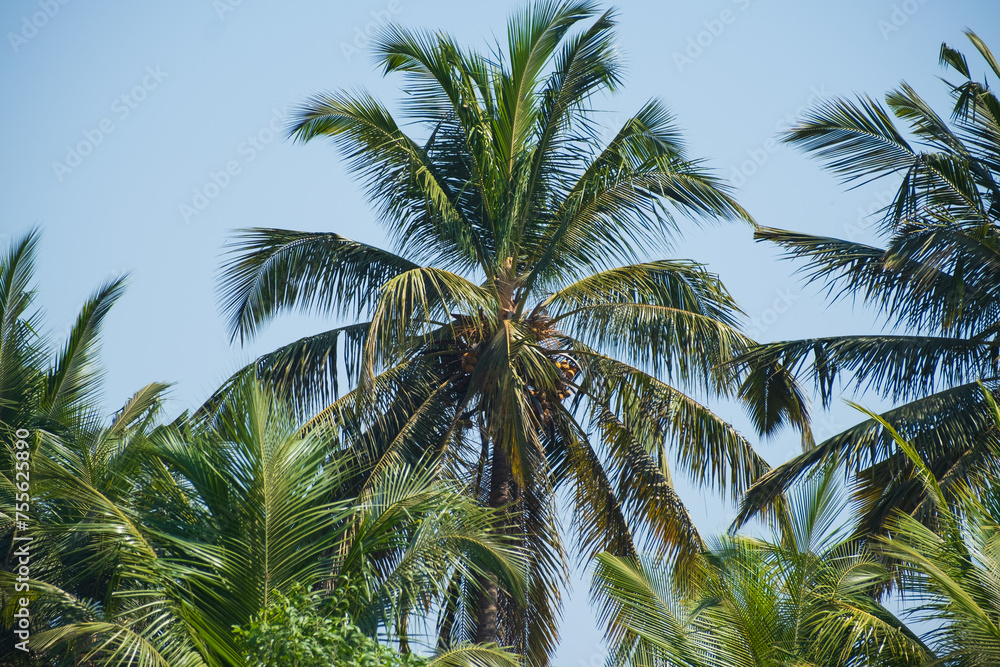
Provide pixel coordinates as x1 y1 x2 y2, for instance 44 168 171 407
3 0 998 664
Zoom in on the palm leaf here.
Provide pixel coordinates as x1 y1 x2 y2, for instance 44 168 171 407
218 228 418 343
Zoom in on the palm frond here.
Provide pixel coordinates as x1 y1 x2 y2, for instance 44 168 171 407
218 228 418 343
735 332 996 406
429 642 522 667
733 380 1000 533
0 228 44 435
782 95 915 187
578 350 771 500
364 267 494 380
754 225 1000 339
39 276 127 430
591 553 701 667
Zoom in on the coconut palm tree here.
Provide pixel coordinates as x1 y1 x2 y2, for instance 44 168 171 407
0 228 135 666
859 399 1000 666
216 2 807 662
0 231 519 666
0 229 173 666
593 465 931 667
733 30 1000 540
0 229 44 441
882 476 1000 665
0 228 129 452
13 379 523 667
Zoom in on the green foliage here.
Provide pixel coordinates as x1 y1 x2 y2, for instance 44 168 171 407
215 5 809 661
13 15 1000 667
0 231 523 666
733 29 1000 542
883 493 1000 666
14 379 523 666
867 401 1000 666
593 466 930 667
236 585 428 667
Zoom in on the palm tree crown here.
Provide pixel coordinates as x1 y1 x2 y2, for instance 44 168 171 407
218 3 806 662
734 30 1000 540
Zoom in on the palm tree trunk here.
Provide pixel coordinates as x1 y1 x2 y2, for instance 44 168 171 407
475 437 511 644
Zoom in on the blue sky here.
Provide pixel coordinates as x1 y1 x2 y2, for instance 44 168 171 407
3 0 999 663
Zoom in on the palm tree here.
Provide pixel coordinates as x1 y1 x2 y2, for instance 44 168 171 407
0 228 130 457
860 399 1000 666
593 465 930 667
216 2 807 662
17 379 523 666
733 30 1000 539
881 471 1000 665
0 229 135 665
0 229 172 666
0 229 44 442
0 231 519 666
